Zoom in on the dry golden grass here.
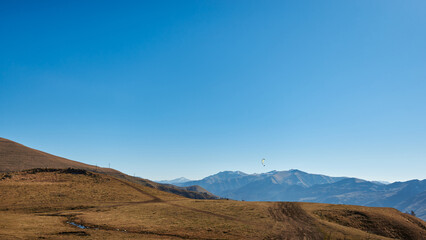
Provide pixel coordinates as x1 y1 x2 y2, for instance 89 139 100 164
77 200 273 239
301 202 426 240
0 212 182 240
0 169 425 240
0 170 181 211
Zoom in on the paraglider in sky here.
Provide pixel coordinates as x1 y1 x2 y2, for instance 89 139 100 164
261 158 265 167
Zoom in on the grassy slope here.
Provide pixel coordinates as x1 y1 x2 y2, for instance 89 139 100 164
0 138 116 173
0 169 425 240
0 137 216 200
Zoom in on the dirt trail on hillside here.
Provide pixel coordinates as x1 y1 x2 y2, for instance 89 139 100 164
114 177 245 223
114 178 162 201
266 202 323 240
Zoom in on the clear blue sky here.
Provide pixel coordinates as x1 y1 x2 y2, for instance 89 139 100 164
1 1 425 182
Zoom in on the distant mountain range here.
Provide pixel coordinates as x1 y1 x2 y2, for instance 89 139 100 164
165 169 426 220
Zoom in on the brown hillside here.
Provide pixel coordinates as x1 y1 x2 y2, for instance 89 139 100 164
0 137 116 173
0 137 217 199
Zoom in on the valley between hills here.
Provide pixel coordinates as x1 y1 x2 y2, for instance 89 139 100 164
0 137 425 239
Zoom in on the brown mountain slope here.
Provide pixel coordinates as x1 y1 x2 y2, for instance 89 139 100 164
0 137 116 173
0 137 217 199
0 169 425 240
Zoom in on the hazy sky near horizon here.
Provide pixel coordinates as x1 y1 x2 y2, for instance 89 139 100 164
1 1 425 182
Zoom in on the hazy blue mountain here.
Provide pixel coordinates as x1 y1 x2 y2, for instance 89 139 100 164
156 177 191 185
297 179 426 220
178 170 269 196
371 180 391 185
177 169 347 198
175 169 425 220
